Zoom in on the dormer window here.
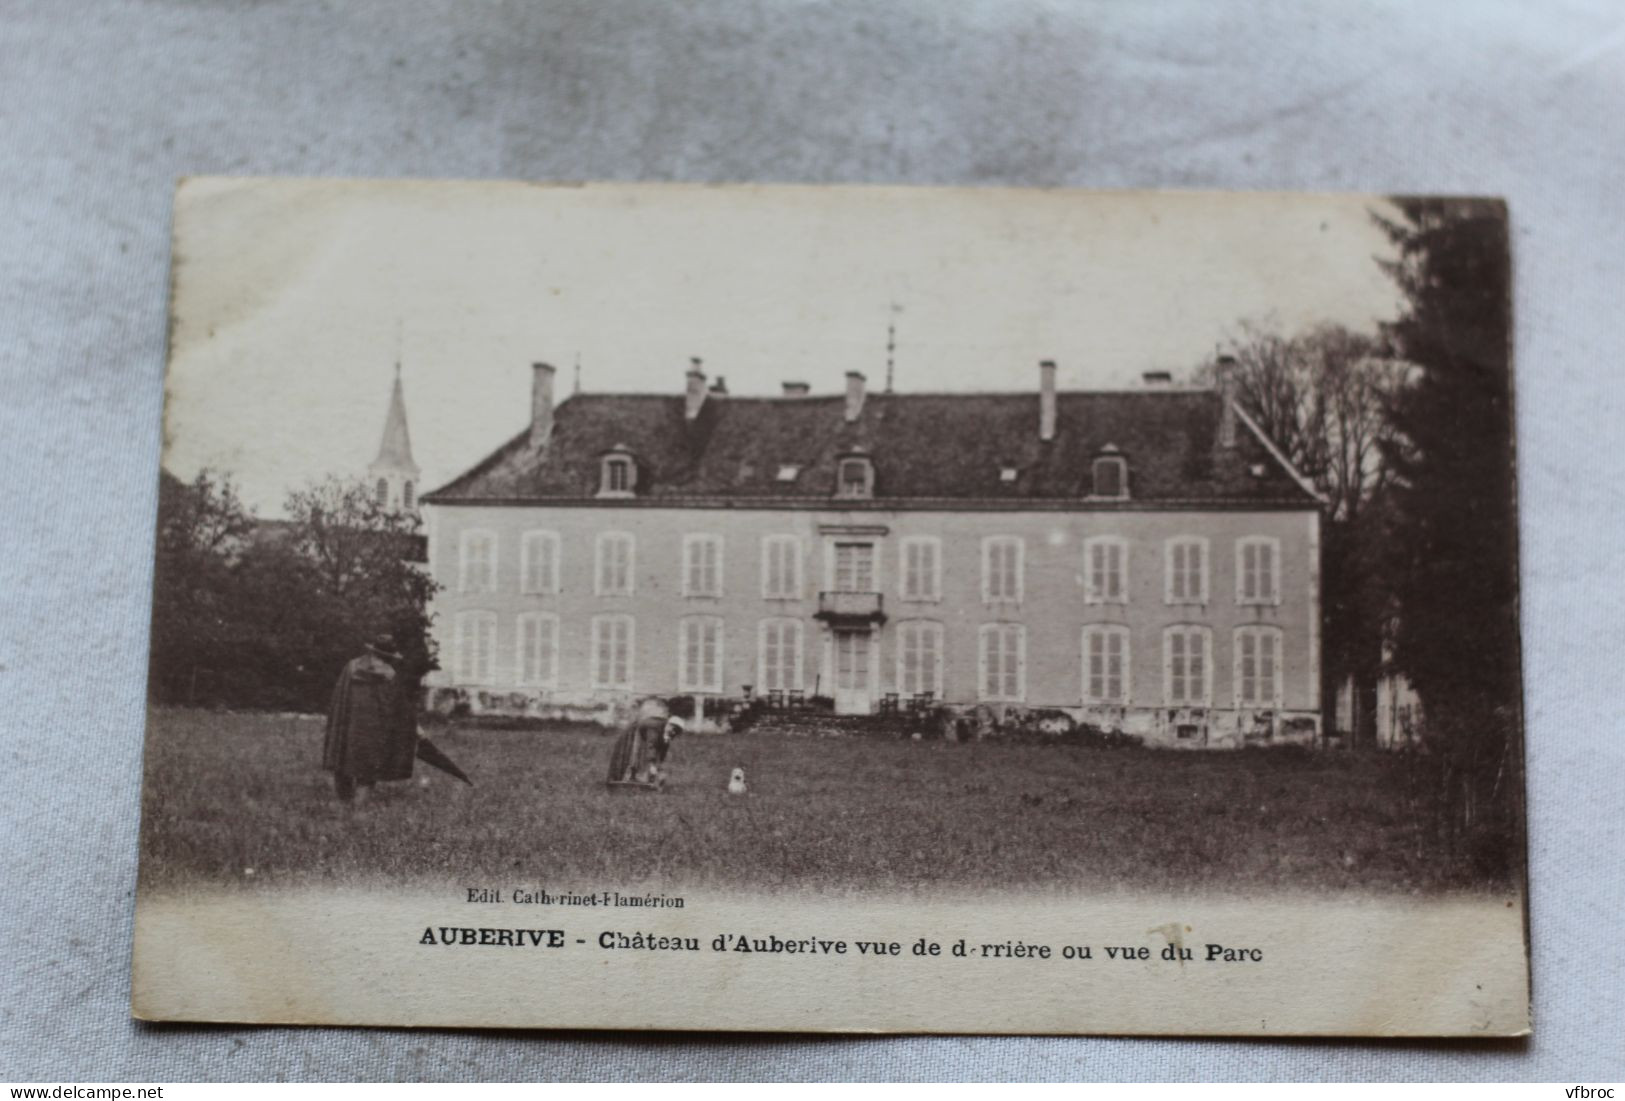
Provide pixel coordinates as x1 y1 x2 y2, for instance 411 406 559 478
836 454 874 499
1091 447 1128 500
599 447 637 497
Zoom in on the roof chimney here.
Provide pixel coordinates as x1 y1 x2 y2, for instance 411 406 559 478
530 362 556 449
1142 370 1173 387
1039 359 1057 442
844 371 866 423
1216 354 1238 447
782 381 811 397
709 375 728 395
685 357 707 421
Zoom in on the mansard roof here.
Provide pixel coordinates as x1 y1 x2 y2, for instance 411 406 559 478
422 388 1320 509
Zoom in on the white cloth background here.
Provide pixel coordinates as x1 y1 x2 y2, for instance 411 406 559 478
1 0 1620 1082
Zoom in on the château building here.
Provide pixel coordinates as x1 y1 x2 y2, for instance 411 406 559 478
419 357 1324 747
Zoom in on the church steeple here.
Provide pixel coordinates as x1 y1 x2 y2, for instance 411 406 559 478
368 364 421 513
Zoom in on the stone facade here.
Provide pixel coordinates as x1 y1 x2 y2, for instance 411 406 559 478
421 361 1324 746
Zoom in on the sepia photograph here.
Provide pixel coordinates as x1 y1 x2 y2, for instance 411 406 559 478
133 180 1528 1034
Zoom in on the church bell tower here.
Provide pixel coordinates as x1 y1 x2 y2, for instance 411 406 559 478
368 365 421 514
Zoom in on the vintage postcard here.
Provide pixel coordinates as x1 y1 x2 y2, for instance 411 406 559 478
134 180 1529 1035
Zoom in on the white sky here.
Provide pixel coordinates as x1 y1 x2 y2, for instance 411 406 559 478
164 180 1403 514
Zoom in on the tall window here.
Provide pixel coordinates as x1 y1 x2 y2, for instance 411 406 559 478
832 541 876 593
1084 536 1128 604
897 620 944 697
978 623 1026 701
1092 454 1128 499
1082 624 1131 704
899 537 941 602
981 536 1023 604
682 534 723 598
1164 626 1211 706
375 477 389 506
595 532 635 596
591 615 634 689
761 535 802 599
679 616 724 693
454 611 496 684
458 529 496 593
1165 537 1208 604
402 481 414 510
758 618 803 691
1235 626 1283 707
1237 537 1281 605
515 612 559 688
520 530 561 595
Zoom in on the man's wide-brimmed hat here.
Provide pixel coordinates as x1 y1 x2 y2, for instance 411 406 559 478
365 632 404 661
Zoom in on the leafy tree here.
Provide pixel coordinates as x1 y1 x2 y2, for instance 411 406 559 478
149 470 257 704
148 471 438 712
1375 197 1520 871
282 477 440 697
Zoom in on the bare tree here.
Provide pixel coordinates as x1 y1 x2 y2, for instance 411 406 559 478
1215 319 1406 523
1200 320 1409 747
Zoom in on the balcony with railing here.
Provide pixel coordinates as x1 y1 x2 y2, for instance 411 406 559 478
815 590 886 626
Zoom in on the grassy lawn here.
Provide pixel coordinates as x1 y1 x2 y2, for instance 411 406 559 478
138 707 1475 896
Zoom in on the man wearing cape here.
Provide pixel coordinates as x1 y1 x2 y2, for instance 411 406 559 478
323 633 422 801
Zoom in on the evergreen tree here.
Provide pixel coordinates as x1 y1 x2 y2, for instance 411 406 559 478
1376 197 1521 867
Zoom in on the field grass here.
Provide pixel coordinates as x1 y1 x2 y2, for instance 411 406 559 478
138 707 1480 896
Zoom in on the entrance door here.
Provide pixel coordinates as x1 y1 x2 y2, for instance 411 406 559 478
833 629 872 714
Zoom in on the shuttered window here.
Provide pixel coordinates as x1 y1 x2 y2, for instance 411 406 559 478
900 537 941 602
1083 624 1130 704
679 616 724 693
1084 537 1128 604
1165 537 1208 604
1237 537 1280 605
458 530 497 593
1164 626 1211 706
595 532 635 596
978 623 1026 701
758 618 803 691
591 615 634 689
520 530 560 595
761 536 802 599
682 534 723 598
454 611 496 684
1235 626 1282 707
515 613 559 687
982 537 1023 604
897 620 944 697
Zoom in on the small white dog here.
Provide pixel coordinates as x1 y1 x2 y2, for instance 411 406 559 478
727 767 747 796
